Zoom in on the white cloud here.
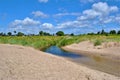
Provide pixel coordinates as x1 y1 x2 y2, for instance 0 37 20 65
32 11 48 18
83 9 101 19
115 16 120 24
41 23 53 29
110 6 119 12
80 0 120 3
80 0 96 3
54 12 81 17
99 16 115 24
57 2 119 30
78 2 118 22
38 0 48 3
92 2 118 15
57 21 89 29
11 17 40 26
9 17 41 34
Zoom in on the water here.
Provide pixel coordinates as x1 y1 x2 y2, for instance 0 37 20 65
44 46 83 58
43 46 120 77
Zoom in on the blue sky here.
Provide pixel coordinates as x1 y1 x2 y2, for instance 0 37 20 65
0 0 120 34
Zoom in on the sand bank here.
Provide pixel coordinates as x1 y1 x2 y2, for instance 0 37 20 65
63 41 120 61
0 44 119 80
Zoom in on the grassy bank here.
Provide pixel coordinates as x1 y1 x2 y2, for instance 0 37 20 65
0 35 120 49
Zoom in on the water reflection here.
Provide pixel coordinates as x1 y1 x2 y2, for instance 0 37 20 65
44 46 83 58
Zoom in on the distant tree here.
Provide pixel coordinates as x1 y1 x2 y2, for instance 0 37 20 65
17 32 24 36
97 31 100 35
13 31 17 35
0 33 6 36
101 29 106 34
7 32 12 36
39 31 44 36
109 30 116 34
0 32 4 36
43 32 51 36
87 32 95 35
117 30 120 34
70 33 74 36
56 31 64 36
14 31 16 34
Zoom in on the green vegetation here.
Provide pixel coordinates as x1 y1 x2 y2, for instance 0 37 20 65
0 29 120 49
0 35 120 49
56 31 64 36
94 40 102 46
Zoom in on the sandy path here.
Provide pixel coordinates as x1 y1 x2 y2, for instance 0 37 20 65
0 44 119 80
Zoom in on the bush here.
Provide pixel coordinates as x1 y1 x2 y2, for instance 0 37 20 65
94 40 102 46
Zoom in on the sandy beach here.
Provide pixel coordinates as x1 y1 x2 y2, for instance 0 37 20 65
0 44 119 80
63 41 120 61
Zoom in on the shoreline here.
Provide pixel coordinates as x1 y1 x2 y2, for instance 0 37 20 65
62 41 120 61
0 44 119 80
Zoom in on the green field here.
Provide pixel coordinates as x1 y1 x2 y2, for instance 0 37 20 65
0 35 120 49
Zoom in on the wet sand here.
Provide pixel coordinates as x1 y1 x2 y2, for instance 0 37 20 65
0 44 119 80
63 41 120 77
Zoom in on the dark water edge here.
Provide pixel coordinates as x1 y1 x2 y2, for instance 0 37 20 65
43 46 120 77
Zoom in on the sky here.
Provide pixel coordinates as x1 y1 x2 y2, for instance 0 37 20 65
0 0 120 34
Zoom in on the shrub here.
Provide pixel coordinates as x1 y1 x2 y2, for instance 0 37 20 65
94 40 102 46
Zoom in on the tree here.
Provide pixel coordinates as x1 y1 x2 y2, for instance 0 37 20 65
56 31 64 36
14 31 17 35
117 30 120 34
39 31 44 36
70 33 74 36
0 32 4 36
97 31 100 35
7 32 12 36
109 30 116 34
101 29 105 34
14 31 16 34
17 32 24 36
43 32 50 36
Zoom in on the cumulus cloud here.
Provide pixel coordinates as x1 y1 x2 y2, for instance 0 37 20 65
78 2 118 22
57 21 89 29
38 0 48 3
57 2 119 30
9 17 41 33
8 2 120 34
11 17 40 26
41 23 53 29
92 2 118 15
32 11 48 18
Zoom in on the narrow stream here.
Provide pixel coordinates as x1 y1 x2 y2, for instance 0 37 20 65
43 46 120 77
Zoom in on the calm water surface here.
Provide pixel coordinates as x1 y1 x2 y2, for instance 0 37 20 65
43 46 120 77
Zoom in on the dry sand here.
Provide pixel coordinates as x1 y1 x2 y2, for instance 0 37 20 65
63 41 120 61
0 44 119 80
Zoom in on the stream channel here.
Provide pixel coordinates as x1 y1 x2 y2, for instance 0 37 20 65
43 46 120 77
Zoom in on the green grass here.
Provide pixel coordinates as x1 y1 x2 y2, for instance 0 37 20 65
0 35 120 49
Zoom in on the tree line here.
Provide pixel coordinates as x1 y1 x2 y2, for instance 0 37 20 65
0 31 66 36
0 29 120 36
87 29 120 35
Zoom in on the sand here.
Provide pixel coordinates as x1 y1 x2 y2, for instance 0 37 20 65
63 41 120 61
0 44 119 80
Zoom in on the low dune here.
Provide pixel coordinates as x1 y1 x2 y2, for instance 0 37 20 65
0 44 119 80
63 41 120 61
